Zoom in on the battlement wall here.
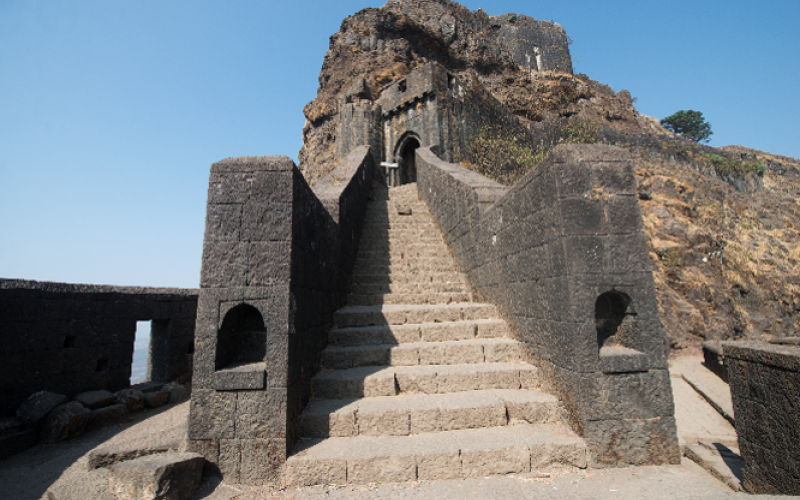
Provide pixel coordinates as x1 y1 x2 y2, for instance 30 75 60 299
0 279 198 417
416 144 680 467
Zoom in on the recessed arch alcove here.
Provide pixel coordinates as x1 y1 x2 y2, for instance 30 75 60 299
394 133 421 186
216 303 266 370
595 290 635 350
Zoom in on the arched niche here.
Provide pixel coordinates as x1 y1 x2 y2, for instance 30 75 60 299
595 290 649 374
595 290 635 350
216 303 266 370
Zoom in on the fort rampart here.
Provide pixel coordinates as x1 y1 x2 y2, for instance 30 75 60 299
187 146 374 484
724 341 800 494
416 144 680 467
0 279 198 417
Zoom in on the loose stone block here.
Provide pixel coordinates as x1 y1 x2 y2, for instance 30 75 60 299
74 390 117 410
16 391 68 427
40 401 91 443
115 389 145 412
144 390 171 409
87 403 129 431
109 452 204 500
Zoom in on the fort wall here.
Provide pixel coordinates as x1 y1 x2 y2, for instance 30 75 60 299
188 147 373 484
416 144 680 467
725 341 800 494
0 279 197 417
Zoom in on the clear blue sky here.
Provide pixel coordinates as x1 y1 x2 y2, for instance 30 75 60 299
2 0 798 289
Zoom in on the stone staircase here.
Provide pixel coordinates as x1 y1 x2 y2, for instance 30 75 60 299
284 183 586 486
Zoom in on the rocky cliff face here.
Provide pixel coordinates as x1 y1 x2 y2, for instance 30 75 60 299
300 0 800 351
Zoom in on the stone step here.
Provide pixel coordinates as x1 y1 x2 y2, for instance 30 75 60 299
329 319 509 347
349 272 466 285
353 263 460 275
321 338 525 370
299 389 563 438
353 255 455 267
359 233 442 242
356 241 447 251
285 423 587 486
346 292 472 306
350 282 469 295
355 249 453 260
311 363 538 399
334 303 498 328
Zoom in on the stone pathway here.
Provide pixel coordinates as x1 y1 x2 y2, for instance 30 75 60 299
284 184 586 486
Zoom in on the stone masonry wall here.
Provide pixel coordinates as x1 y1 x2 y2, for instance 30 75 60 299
0 279 198 417
724 341 800 495
188 147 373 485
416 144 680 467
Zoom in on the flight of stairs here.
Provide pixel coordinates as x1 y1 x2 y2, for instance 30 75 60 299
284 183 587 486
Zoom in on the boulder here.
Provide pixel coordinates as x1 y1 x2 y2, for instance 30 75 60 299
130 382 164 393
109 452 204 500
74 390 117 410
39 401 91 443
144 391 170 409
115 389 145 412
16 391 68 427
87 404 129 431
162 382 189 404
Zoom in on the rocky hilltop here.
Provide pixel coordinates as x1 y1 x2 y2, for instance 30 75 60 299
299 0 800 351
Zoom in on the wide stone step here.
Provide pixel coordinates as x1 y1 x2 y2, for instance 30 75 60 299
356 241 448 251
321 338 525 370
354 255 454 266
350 272 466 285
299 389 563 438
311 363 538 399
355 249 453 261
350 282 469 296
329 319 508 347
353 263 459 275
346 292 472 306
285 423 587 486
334 303 498 328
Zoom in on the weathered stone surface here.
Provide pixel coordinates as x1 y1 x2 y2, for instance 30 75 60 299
0 427 37 460
163 382 189 404
16 391 68 427
39 401 91 443
115 389 145 412
144 391 170 409
109 452 204 500
74 390 117 410
87 403 129 431
725 341 800 495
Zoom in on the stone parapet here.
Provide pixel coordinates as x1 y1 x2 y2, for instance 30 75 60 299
416 144 680 467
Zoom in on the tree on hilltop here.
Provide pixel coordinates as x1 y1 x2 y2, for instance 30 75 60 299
660 110 713 143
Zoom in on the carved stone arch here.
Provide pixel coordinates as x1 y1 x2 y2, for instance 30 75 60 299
393 132 422 186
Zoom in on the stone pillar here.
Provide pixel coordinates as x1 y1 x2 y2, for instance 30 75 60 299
188 156 294 485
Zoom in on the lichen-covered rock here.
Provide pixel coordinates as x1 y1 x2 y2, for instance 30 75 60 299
109 452 204 500
39 401 91 443
16 391 68 427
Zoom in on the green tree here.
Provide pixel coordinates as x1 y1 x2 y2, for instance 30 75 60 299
660 110 713 143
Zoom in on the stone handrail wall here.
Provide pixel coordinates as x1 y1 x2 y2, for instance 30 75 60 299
724 341 800 494
416 144 679 467
0 279 198 417
188 146 374 484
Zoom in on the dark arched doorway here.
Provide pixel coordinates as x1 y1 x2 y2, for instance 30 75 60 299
396 136 420 186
